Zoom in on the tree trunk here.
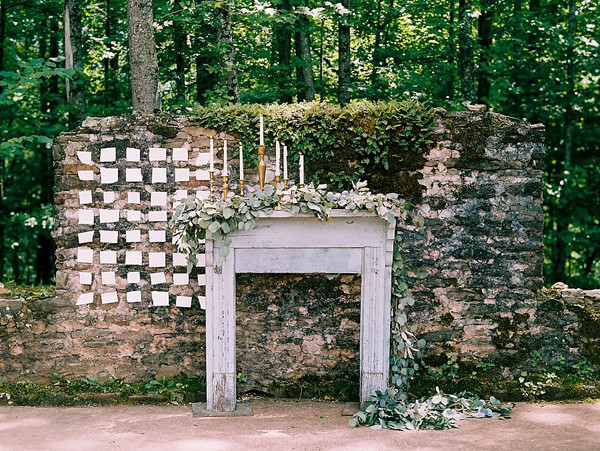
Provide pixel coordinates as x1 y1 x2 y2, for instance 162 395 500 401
275 0 293 102
370 0 383 98
127 0 160 113
65 0 85 127
338 0 351 106
103 0 119 105
458 0 476 103
0 0 5 76
476 0 493 103
215 4 239 103
564 0 576 165
295 8 315 102
443 2 456 99
173 0 186 104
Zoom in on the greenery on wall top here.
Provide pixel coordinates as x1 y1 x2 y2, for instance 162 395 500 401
193 100 435 201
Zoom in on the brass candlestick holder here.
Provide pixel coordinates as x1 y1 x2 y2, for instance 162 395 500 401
274 175 280 186
258 145 266 189
222 175 229 198
209 170 215 200
239 179 245 196
283 178 288 189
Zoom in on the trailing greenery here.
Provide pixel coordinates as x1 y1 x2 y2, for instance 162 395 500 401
192 100 435 196
349 387 513 430
170 180 410 265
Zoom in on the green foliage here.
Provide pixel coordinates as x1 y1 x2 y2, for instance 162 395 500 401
349 387 513 430
170 180 409 264
0 374 206 406
192 100 435 195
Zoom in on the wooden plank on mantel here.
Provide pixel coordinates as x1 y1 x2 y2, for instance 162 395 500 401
234 247 362 273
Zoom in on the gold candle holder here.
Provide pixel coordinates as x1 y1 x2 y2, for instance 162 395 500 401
258 145 266 189
239 179 245 196
222 175 229 198
209 170 215 200
283 178 288 189
274 175 280 187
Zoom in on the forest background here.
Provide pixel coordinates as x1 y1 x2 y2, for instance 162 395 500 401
0 0 598 289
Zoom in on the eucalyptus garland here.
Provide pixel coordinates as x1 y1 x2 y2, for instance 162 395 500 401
169 181 514 430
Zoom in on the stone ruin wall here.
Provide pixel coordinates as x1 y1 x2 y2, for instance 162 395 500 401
0 110 574 393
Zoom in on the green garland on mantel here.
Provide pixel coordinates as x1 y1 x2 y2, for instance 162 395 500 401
169 181 514 430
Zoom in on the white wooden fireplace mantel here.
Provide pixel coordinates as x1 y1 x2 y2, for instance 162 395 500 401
204 210 396 413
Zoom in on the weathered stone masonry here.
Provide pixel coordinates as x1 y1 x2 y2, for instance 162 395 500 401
2 110 582 393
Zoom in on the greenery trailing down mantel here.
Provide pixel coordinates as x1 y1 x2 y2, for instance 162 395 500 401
170 181 514 430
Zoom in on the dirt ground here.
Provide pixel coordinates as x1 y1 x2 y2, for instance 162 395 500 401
1 399 599 450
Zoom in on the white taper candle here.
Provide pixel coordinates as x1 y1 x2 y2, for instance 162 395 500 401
239 144 244 180
259 114 264 146
299 153 304 185
209 138 214 172
223 140 228 176
275 141 281 177
283 145 288 180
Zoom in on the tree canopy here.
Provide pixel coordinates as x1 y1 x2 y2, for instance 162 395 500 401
0 0 598 287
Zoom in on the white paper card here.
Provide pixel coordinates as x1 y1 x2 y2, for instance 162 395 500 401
127 272 141 283
77 151 93 164
103 191 115 204
125 251 142 265
152 167 167 183
128 192 141 204
99 209 119 223
196 153 211 166
101 271 116 285
152 291 169 306
77 248 93 263
127 210 142 222
173 147 188 161
126 168 143 182
176 296 192 308
197 274 206 286
173 273 189 285
151 192 168 206
99 250 117 264
78 209 94 225
127 291 142 303
198 295 207 309
149 230 166 242
149 252 165 267
149 147 166 161
76 292 94 305
79 190 93 205
100 230 118 243
172 253 188 267
126 147 140 162
196 170 211 181
148 211 167 222
175 168 189 182
100 167 118 184
79 272 92 285
101 292 118 304
196 190 210 200
150 272 166 285
196 254 206 267
126 229 141 243
100 147 116 162
78 231 94 244
175 190 188 200
78 170 94 181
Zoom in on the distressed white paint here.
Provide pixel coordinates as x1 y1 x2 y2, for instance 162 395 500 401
205 211 395 413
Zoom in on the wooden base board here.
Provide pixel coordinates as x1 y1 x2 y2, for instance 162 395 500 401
192 402 253 417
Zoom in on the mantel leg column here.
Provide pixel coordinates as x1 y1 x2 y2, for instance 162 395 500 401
206 240 237 412
360 246 391 404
